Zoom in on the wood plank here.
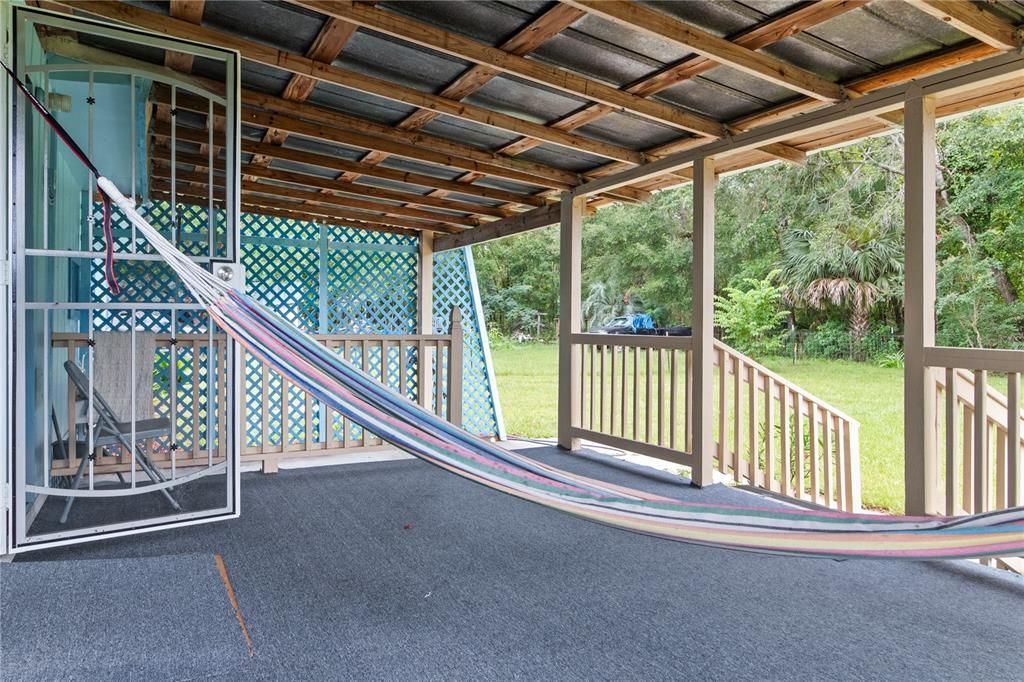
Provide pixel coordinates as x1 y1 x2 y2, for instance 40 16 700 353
566 1 845 101
434 203 560 251
297 0 728 136
500 1 861 161
66 1 645 163
907 1 1019 51
163 0 205 73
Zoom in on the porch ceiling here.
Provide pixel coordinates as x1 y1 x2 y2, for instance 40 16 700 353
31 0 1024 240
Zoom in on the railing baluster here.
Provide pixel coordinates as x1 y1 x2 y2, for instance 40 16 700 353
962 403 974 512
822 409 833 506
944 368 958 515
1009 372 1020 508
717 347 727 474
835 413 847 507
733 356 743 483
645 347 653 443
610 342 618 436
599 344 607 434
621 343 629 436
632 346 640 442
657 348 665 446
748 364 757 486
973 370 988 512
807 400 818 503
669 348 678 450
995 425 1007 510
793 391 804 499
842 420 856 512
764 375 774 491
779 383 789 496
684 349 693 452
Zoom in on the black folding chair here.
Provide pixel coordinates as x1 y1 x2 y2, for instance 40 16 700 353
59 360 181 523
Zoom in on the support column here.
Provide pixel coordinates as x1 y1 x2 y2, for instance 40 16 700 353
558 193 584 450
904 91 938 515
691 157 716 487
418 231 434 333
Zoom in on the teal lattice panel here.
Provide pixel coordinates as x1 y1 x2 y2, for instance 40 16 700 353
433 248 502 437
89 200 502 446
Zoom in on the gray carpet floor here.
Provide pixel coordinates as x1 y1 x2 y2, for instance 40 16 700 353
0 554 249 680
6 445 1024 680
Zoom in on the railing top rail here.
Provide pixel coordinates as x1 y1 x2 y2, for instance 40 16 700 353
570 332 693 350
924 346 1024 373
51 331 453 343
713 339 860 427
51 332 228 343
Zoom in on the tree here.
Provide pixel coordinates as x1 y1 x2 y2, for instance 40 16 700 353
779 220 903 339
713 271 788 357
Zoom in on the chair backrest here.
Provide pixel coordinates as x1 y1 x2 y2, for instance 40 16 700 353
64 360 123 432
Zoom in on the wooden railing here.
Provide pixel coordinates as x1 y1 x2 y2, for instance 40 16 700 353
242 310 463 472
49 309 464 475
925 348 1022 515
570 333 861 511
926 347 1023 573
50 332 231 477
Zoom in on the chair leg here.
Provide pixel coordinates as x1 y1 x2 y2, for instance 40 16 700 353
59 455 89 524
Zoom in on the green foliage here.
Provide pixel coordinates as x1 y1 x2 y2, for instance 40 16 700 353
713 271 788 357
876 350 904 369
803 320 851 359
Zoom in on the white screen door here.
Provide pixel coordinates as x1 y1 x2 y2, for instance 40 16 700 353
6 6 241 551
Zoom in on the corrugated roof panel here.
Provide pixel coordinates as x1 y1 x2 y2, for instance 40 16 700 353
416 115 521 152
305 80 419 128
810 4 957 66
382 0 531 45
202 1 322 56
465 74 591 126
337 30 471 94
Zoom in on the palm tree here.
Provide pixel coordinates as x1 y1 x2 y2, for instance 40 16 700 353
779 221 903 338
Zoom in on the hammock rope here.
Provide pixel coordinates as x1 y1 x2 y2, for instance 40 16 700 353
13 66 1023 560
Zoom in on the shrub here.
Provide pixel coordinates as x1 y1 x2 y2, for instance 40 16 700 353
714 272 788 357
803 320 851 359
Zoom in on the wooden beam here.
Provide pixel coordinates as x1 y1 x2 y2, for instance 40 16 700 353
152 154 512 218
906 1 1020 51
163 0 205 72
418 232 434 333
557 194 585 450
903 92 938 515
63 1 646 163
150 132 547 207
148 168 476 229
153 84 582 191
251 17 357 168
295 0 728 137
690 156 716 487
434 203 561 252
565 0 846 101
393 3 585 132
498 2 862 163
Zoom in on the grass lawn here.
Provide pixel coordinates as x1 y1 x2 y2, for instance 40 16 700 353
492 343 916 512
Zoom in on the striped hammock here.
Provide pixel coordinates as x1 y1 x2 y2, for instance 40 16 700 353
13 65 1023 560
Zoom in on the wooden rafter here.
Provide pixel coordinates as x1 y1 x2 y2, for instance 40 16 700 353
250 17 357 168
564 1 846 101
55 1 646 164
346 3 584 202
293 0 728 137
905 1 1020 52
150 178 463 234
499 0 866 160
162 0 204 72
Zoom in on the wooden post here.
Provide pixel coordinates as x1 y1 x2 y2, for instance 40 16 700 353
448 307 464 427
418 231 434 334
558 193 584 450
903 91 938 515
691 157 716 487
